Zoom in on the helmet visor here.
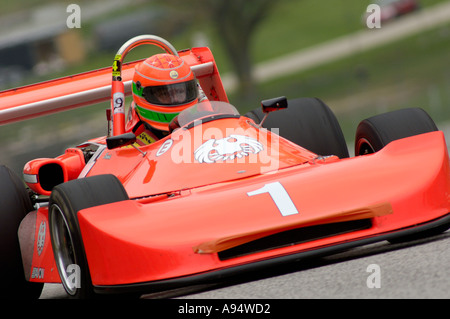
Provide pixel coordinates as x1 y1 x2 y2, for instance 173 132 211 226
142 80 198 106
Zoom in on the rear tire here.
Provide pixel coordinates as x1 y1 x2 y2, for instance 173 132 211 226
354 108 449 242
0 165 44 299
246 97 349 158
48 174 129 298
354 107 438 155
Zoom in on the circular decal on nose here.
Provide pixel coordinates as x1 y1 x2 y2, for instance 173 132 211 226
156 139 173 156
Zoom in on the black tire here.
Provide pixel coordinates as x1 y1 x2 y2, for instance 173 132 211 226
245 97 349 158
354 108 449 242
48 174 129 298
0 165 44 299
354 107 438 155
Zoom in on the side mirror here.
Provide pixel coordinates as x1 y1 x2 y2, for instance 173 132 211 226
106 132 136 150
261 96 288 113
257 96 288 128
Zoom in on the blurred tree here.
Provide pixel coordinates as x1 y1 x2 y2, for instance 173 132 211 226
155 0 278 102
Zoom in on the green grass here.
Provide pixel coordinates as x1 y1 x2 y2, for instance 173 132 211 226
249 20 450 142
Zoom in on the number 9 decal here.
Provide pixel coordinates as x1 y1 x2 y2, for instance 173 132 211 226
113 92 125 114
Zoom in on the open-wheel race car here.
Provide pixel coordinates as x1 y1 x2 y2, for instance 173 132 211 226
1 35 449 299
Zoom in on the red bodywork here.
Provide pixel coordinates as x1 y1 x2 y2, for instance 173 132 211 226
2 43 450 294
379 0 419 22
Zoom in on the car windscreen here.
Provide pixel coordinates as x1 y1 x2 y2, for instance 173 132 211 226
177 101 240 127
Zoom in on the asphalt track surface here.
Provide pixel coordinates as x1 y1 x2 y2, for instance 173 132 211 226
40 230 450 299
34 2 450 299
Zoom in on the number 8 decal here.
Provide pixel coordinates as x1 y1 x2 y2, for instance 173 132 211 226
247 181 299 216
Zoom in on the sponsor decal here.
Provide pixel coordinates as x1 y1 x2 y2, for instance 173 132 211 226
37 221 46 256
194 134 263 164
31 267 44 279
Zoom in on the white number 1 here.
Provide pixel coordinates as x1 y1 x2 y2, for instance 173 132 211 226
247 181 299 217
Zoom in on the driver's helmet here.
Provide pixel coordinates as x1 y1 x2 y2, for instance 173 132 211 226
132 53 198 131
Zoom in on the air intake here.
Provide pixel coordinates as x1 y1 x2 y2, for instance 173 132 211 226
218 219 372 261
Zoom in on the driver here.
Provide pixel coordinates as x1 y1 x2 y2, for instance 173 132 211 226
126 53 205 145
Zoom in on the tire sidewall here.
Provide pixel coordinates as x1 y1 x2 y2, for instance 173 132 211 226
48 174 128 298
49 187 94 299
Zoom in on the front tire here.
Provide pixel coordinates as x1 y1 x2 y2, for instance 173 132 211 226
48 174 129 298
0 165 44 299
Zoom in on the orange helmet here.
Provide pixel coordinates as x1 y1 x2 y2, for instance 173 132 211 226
132 53 198 131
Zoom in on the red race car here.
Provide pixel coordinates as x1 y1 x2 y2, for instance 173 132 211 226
365 0 420 24
1 35 449 299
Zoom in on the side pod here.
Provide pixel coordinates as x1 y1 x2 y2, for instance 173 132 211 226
23 148 85 196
